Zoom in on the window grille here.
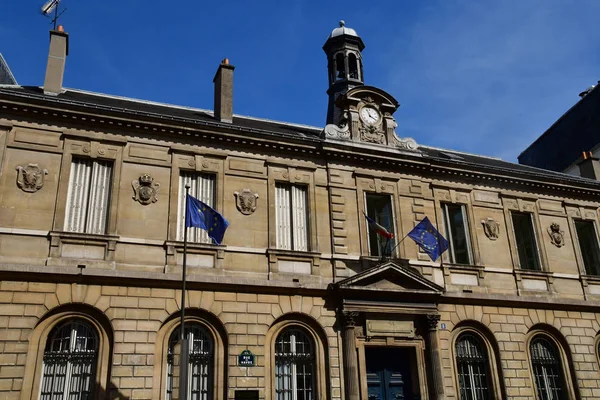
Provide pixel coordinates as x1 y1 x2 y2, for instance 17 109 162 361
275 328 315 400
64 158 112 234
40 320 99 400
275 185 308 251
455 333 491 400
177 172 216 243
166 324 213 400
530 336 566 400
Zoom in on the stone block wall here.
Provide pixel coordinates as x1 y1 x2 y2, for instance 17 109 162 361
0 280 341 400
439 303 600 400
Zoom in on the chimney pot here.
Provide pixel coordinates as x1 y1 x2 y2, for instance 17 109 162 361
57 25 64 32
578 152 600 180
43 29 69 95
213 59 235 123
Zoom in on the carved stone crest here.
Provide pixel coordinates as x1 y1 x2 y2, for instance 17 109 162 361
234 189 259 215
481 217 500 240
16 163 48 193
132 173 159 205
547 222 565 247
359 124 386 144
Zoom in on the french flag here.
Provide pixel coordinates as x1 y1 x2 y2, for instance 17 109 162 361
364 213 394 239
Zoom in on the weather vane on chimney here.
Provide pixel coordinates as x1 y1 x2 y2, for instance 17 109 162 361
41 0 67 30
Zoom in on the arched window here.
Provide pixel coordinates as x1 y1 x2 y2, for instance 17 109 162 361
40 319 99 400
348 53 359 80
530 336 566 400
275 327 316 400
166 323 214 400
455 333 491 400
335 53 345 80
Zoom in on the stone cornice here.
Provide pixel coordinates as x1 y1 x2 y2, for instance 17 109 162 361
2 264 600 311
2 93 600 199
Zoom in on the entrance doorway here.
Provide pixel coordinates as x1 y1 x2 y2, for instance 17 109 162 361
365 347 419 400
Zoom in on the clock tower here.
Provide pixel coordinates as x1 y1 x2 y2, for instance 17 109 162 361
322 21 418 151
323 20 365 126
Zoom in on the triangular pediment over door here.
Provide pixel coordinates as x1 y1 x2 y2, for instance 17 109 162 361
334 260 444 295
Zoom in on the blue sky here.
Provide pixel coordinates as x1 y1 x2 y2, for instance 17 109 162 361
2 0 599 161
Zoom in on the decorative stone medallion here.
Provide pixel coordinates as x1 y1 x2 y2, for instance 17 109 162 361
481 217 500 240
547 222 565 247
132 173 159 205
234 189 259 215
359 124 386 144
16 163 48 193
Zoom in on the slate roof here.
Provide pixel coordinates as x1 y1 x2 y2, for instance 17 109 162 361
1 84 600 189
0 54 17 85
518 83 600 172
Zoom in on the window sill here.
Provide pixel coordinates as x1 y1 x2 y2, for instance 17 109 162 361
515 269 553 293
442 263 485 288
164 240 225 270
267 249 322 276
48 231 119 263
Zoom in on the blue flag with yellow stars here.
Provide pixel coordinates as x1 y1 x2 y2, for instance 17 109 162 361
186 194 229 245
407 216 449 261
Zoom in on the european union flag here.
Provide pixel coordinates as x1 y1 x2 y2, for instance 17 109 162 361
186 194 229 245
407 216 449 261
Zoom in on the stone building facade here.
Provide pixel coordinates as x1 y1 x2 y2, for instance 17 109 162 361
1 22 600 400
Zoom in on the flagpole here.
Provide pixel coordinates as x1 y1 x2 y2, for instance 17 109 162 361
179 184 190 400
388 231 412 257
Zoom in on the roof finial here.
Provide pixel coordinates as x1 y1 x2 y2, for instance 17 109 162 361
339 20 345 27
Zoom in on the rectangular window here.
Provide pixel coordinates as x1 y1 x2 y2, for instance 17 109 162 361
275 184 308 251
512 212 541 270
442 203 472 264
64 158 112 234
177 172 216 243
575 220 600 275
365 193 394 257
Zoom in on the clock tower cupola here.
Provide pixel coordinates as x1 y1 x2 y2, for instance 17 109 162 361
323 20 365 125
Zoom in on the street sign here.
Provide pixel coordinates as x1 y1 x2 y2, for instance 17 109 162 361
238 350 255 367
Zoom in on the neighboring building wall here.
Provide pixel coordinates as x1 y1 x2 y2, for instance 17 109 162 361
518 85 600 174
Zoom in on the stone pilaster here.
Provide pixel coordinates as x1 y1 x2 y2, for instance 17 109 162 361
426 314 445 400
339 311 360 400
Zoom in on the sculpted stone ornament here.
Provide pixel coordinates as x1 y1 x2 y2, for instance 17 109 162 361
548 222 565 247
481 217 500 240
16 163 48 193
234 189 259 215
426 314 441 330
132 173 159 205
323 110 350 140
359 124 386 144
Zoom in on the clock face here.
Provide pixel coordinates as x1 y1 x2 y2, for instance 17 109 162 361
360 106 380 125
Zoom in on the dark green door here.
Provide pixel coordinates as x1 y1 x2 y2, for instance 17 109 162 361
366 347 416 400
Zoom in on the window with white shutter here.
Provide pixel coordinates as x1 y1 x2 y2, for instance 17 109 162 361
276 184 308 251
64 158 112 234
177 172 216 243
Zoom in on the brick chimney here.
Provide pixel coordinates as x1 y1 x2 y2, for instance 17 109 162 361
578 151 600 180
213 59 235 123
43 26 69 95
